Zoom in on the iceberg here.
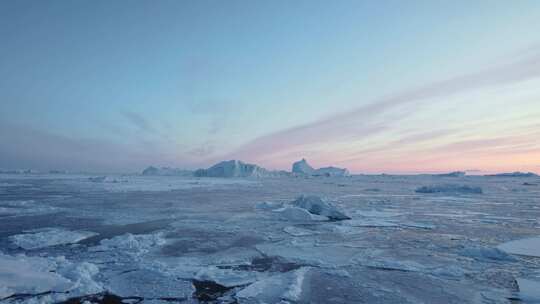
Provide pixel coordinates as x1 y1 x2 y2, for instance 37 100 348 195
292 159 350 177
292 158 315 175
194 160 272 178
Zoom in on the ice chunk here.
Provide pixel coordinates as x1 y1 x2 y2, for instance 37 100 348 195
93 233 166 257
517 278 540 303
194 266 263 287
0 252 102 301
415 184 483 194
291 195 350 220
497 236 540 257
0 253 71 299
273 206 327 221
9 228 98 250
236 267 311 303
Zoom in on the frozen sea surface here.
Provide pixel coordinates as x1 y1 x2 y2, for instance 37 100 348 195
1 173 539 303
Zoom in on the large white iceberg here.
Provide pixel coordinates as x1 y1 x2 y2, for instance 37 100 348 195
195 160 272 178
292 158 315 175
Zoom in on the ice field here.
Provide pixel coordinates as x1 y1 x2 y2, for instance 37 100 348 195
1 173 540 303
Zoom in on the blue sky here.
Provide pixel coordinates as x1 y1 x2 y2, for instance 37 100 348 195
1 0 540 173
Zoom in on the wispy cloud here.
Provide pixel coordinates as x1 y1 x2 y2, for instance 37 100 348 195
225 46 540 172
122 111 156 134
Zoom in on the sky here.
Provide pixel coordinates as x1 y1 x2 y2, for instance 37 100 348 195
1 0 540 174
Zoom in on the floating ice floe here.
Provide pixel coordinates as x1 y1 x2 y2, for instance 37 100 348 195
516 277 540 303
9 228 98 250
0 252 102 302
291 195 350 220
415 184 483 194
0 200 59 217
273 206 327 221
195 266 264 287
235 267 311 303
497 236 540 257
92 232 166 257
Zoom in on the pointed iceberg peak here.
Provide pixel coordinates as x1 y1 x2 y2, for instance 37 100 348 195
292 159 315 175
292 159 349 177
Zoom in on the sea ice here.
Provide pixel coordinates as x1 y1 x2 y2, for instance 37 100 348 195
92 232 166 258
9 228 98 250
235 267 311 303
517 278 540 303
273 206 327 221
0 252 102 301
105 269 194 300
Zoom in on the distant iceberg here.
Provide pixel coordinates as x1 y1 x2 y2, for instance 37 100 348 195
487 172 538 178
292 158 315 175
141 166 193 176
194 160 285 178
434 171 466 177
415 184 483 194
292 159 349 177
